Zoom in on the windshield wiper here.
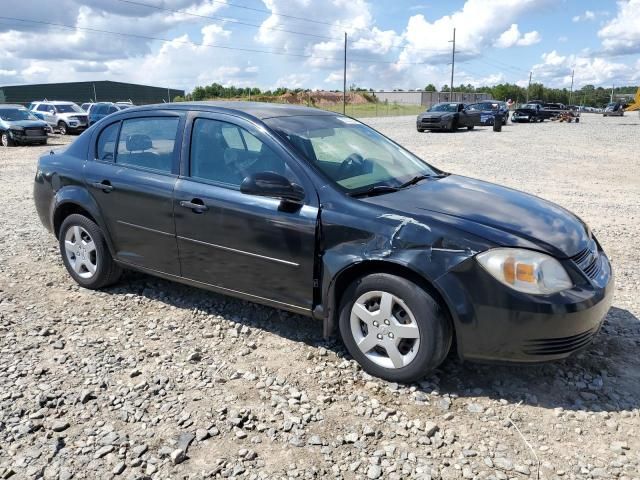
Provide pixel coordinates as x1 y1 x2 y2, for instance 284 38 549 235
348 185 399 198
398 174 432 189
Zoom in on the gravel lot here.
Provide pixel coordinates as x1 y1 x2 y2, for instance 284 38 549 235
1 113 639 480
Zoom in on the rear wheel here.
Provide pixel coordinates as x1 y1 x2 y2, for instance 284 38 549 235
1 131 14 147
59 214 122 289
339 273 451 383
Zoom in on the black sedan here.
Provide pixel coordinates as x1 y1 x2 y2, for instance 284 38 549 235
416 102 480 132
0 105 50 146
34 102 613 383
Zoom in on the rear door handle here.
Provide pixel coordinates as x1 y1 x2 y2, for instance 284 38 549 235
180 199 208 213
91 181 114 193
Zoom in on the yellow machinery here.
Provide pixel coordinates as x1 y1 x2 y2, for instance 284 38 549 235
625 87 640 112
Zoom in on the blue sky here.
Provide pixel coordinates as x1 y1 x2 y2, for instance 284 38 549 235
0 0 638 92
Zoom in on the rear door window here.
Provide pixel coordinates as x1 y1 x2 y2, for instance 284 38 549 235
115 117 179 173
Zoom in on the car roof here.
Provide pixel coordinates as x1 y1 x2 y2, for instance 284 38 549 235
123 101 338 120
0 104 28 109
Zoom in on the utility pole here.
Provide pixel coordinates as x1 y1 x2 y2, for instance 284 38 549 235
610 84 614 103
343 32 347 115
526 71 532 102
449 28 456 98
569 69 574 105
92 83 98 102
167 87 171 103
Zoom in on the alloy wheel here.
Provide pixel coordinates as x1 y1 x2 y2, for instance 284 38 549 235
64 225 98 279
350 290 421 369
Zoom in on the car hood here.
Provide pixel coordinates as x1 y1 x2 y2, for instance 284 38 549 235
363 175 589 258
420 111 455 118
4 119 48 128
514 108 536 114
58 112 87 118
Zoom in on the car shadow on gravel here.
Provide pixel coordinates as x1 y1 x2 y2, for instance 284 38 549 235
432 306 640 413
110 272 639 413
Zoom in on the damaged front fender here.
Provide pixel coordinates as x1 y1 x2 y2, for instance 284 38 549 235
319 206 494 338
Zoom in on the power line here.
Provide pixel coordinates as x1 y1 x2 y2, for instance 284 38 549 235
0 15 452 68
114 0 339 41
116 0 456 56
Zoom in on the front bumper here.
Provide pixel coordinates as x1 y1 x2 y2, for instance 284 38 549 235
435 250 613 363
417 118 449 130
9 130 48 144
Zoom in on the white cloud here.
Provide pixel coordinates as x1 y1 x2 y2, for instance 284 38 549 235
532 50 634 87
397 0 550 67
495 24 541 48
598 0 640 55
572 10 595 22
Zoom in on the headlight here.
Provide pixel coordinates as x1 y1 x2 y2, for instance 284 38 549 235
476 248 572 295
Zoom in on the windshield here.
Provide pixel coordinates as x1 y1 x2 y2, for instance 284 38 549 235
428 103 458 112
264 115 438 194
0 108 39 121
521 104 538 109
54 104 84 113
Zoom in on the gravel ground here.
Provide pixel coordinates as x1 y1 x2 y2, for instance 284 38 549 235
0 113 639 480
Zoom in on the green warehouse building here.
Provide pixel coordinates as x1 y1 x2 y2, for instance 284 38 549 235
0 80 185 106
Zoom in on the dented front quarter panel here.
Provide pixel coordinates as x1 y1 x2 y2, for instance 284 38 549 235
317 188 496 337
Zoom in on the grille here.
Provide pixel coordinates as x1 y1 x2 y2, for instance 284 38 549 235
571 243 602 280
421 117 440 124
25 127 45 136
71 115 88 124
523 328 597 356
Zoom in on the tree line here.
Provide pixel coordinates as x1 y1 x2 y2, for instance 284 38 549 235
178 81 637 108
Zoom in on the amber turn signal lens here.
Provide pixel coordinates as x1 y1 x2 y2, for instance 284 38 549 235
503 257 515 284
516 263 536 283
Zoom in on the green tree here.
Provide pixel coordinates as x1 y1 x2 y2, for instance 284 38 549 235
424 84 437 92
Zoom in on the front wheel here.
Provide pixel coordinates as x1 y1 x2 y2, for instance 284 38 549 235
1 131 14 147
339 273 451 383
59 214 122 289
467 125 474 130
417 128 425 133
57 121 67 135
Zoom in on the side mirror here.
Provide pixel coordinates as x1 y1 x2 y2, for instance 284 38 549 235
49 109 56 115
240 171 305 203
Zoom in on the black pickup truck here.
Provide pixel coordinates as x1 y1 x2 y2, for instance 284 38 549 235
511 103 545 123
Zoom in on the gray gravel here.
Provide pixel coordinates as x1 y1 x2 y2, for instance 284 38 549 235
0 113 639 479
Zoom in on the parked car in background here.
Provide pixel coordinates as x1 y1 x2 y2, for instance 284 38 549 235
88 102 127 126
0 104 50 147
115 101 135 109
466 101 509 126
511 103 545 123
28 101 88 135
417 102 480 132
81 103 95 113
33 102 613 382
603 102 624 117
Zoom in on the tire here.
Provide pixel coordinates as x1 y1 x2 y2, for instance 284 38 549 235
467 125 474 130
39 140 48 145
1 131 14 147
57 121 67 135
59 214 122 289
448 119 456 132
417 128 425 133
338 273 452 383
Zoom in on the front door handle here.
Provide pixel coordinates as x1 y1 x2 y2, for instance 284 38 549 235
91 180 114 193
180 199 208 213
